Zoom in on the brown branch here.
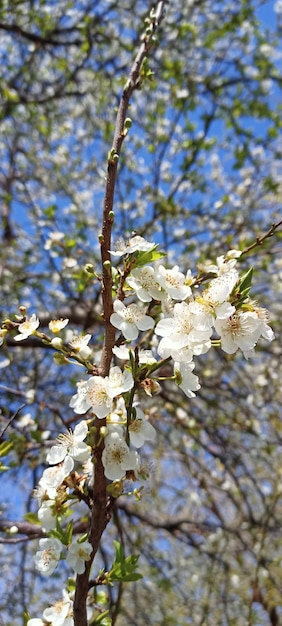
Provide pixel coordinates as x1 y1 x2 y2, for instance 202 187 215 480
73 4 168 625
0 518 88 542
240 219 282 257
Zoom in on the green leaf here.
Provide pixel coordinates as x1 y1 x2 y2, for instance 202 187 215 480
132 246 166 269
0 440 13 457
49 519 73 545
24 512 40 525
107 541 143 583
238 267 254 293
92 610 111 625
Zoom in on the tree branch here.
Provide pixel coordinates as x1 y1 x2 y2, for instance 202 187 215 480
73 3 168 625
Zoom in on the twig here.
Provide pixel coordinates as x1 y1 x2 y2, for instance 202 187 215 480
73 4 168 626
240 219 282 257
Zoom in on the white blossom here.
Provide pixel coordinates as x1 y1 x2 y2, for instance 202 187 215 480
14 314 39 341
110 235 156 256
70 367 134 419
43 590 73 626
44 231 64 250
70 377 113 418
110 300 155 340
49 318 69 333
112 345 156 364
66 332 92 359
46 421 90 465
39 456 74 497
214 311 264 358
127 266 164 302
156 265 192 300
108 366 134 397
155 301 212 361
129 406 156 448
66 538 92 575
38 500 57 532
34 538 63 576
102 430 139 480
175 361 201 398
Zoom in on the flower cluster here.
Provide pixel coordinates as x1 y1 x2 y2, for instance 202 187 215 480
29 235 274 607
27 588 94 626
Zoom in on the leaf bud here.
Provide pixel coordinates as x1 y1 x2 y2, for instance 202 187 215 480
53 353 70 365
103 260 112 275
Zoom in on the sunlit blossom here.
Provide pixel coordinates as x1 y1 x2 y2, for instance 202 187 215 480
174 361 201 398
14 314 39 341
34 538 63 576
214 311 264 358
102 430 139 480
66 538 92 574
38 500 57 532
43 589 73 626
112 345 156 364
110 300 155 340
39 456 74 497
127 266 164 302
49 318 69 333
70 367 134 418
46 420 90 465
66 332 92 359
155 301 212 360
156 265 192 300
70 377 113 418
129 406 156 447
110 235 156 256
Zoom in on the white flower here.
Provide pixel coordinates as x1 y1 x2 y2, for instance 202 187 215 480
43 590 73 626
175 361 201 398
155 301 212 361
39 456 74 497
110 235 155 256
44 231 64 250
46 420 90 465
205 270 238 305
110 300 155 340
108 366 134 397
66 539 92 575
189 271 237 328
70 377 113 418
129 406 156 447
127 266 164 302
102 430 139 480
27 620 45 626
67 332 92 359
156 265 192 300
38 500 57 531
70 367 134 419
112 345 156 364
214 311 263 357
34 538 63 576
252 305 275 343
14 314 39 341
49 318 69 333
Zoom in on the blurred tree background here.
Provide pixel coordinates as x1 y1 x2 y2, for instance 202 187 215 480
0 0 282 624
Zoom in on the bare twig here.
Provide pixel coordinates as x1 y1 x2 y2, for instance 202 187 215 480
240 219 282 257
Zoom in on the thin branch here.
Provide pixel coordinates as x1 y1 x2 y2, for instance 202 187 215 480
73 4 168 625
0 404 25 440
240 219 282 257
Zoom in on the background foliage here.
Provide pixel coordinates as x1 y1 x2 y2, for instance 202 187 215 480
0 0 282 624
